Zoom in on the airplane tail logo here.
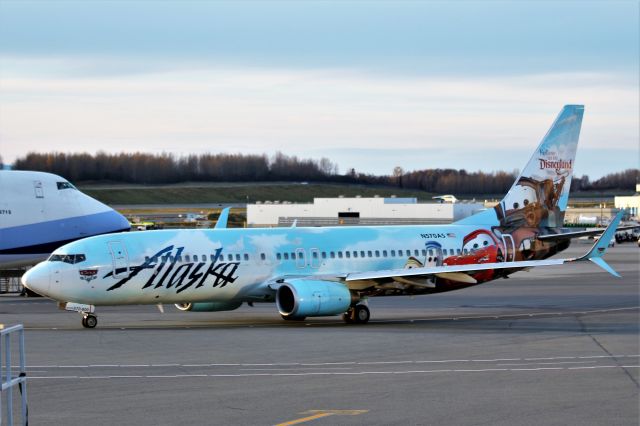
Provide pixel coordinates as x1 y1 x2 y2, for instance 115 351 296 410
458 105 584 230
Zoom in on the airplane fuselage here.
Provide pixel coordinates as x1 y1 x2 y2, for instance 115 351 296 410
26 223 566 306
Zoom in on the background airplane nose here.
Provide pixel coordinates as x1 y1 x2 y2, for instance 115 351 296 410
21 264 50 297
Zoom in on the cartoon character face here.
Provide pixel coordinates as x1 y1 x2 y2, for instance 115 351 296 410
503 183 538 213
462 229 499 253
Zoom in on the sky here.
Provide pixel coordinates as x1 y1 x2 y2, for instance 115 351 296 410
0 1 638 179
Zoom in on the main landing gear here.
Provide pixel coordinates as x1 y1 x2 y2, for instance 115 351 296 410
81 313 98 328
342 304 370 324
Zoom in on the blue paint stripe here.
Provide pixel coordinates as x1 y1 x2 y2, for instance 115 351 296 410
0 210 130 250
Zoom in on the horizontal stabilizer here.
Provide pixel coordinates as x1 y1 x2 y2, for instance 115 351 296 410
538 224 639 241
572 210 623 277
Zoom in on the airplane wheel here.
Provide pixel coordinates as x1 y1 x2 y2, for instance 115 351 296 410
83 314 98 328
342 309 355 324
281 315 306 321
353 305 370 324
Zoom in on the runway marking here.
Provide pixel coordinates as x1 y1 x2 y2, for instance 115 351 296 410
498 361 598 366
21 354 640 369
275 410 368 426
241 367 354 371
26 366 640 380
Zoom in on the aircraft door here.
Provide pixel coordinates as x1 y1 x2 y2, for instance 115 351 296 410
33 181 44 198
424 241 443 267
310 248 321 268
295 248 306 269
500 234 516 262
108 241 129 279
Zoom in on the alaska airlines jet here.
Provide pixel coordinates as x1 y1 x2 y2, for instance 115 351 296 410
22 106 625 328
0 171 131 269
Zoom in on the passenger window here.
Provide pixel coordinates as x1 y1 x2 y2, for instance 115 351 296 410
375 250 380 257
353 251 358 258
312 251 318 259
457 249 461 255
321 252 327 259
277 253 282 260
463 249 468 254
260 253 266 260
421 249 427 256
284 253 289 260
382 250 387 257
428 249 433 256
390 250 395 257
345 252 351 258
177 256 183 263
367 251 372 257
145 256 150 262
210 254 216 261
185 255 190 262
235 254 241 261
244 254 249 261
414 249 419 256
338 252 343 258
360 251 365 258
291 252 296 260
330 252 335 259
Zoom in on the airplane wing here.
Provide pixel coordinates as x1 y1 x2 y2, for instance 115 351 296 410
537 224 639 241
346 210 624 285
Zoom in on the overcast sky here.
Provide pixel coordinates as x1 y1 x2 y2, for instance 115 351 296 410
0 1 638 178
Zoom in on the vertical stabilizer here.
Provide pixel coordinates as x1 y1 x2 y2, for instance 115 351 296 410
458 105 584 228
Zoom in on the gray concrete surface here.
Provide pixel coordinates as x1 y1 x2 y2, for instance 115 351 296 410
1 243 638 425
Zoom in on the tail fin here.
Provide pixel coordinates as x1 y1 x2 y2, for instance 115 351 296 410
458 105 584 228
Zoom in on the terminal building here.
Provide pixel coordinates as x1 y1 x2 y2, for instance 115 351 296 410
615 184 640 218
247 196 485 227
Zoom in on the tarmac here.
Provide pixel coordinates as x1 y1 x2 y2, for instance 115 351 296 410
1 243 638 425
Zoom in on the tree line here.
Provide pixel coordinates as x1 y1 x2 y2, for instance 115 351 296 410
11 151 638 194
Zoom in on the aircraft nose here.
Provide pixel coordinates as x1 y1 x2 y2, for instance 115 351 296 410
21 264 50 297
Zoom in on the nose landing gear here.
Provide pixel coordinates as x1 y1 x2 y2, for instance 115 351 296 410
59 302 98 328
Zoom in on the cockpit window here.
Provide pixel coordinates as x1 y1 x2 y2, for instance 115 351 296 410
56 182 76 190
49 254 86 264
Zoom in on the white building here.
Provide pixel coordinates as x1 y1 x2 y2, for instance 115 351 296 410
247 196 485 227
615 184 640 218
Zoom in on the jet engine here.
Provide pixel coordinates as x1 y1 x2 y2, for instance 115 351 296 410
276 279 355 319
174 301 242 312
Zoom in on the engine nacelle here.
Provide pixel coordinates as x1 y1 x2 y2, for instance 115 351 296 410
276 279 354 318
174 301 242 312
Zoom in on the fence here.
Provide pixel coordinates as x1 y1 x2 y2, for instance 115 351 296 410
0 324 28 425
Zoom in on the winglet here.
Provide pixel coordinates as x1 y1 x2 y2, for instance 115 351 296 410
214 207 230 229
576 210 623 277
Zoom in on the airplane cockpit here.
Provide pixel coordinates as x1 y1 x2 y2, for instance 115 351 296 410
48 253 87 264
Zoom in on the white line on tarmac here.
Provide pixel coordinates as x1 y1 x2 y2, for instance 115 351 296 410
21 354 640 369
498 361 598 366
29 365 640 380
26 365 640 380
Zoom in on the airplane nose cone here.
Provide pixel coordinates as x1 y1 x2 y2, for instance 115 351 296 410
21 264 50 297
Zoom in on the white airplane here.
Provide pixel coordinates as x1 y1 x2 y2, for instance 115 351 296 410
22 105 626 328
0 171 131 269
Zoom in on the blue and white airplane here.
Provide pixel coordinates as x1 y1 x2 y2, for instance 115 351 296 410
0 171 131 269
22 105 625 328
